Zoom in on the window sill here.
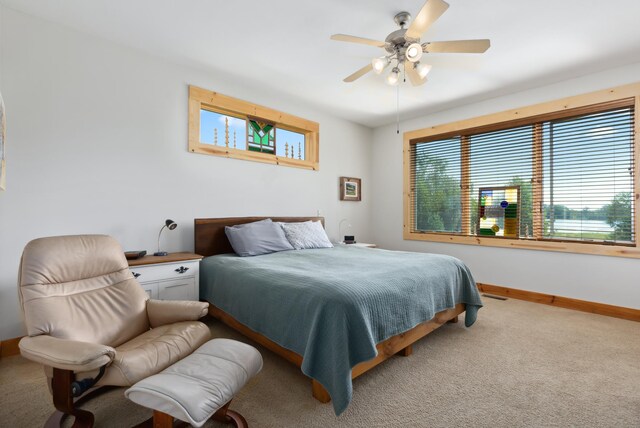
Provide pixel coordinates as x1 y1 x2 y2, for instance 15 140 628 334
190 144 318 171
403 230 640 259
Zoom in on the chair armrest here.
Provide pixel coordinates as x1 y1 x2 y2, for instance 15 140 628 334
146 300 209 328
19 336 115 372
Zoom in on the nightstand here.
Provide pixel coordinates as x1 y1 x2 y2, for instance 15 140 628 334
128 252 203 301
339 242 377 248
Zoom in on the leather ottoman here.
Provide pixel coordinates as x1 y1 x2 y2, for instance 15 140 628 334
125 338 263 428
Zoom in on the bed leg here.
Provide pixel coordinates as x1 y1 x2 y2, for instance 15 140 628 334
311 379 331 403
397 344 413 357
448 315 459 324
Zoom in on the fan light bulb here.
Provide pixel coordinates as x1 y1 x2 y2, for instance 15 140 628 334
406 43 423 63
386 67 400 86
415 62 432 79
371 57 387 74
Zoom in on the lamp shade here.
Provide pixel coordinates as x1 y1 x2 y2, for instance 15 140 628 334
386 68 400 86
155 219 178 256
371 57 387 74
405 43 423 63
415 63 432 79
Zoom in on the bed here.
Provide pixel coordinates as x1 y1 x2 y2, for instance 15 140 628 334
195 216 483 415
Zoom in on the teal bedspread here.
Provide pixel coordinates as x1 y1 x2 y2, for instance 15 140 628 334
200 246 482 415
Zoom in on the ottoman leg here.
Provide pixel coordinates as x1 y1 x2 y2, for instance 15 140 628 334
212 401 248 428
133 411 188 428
152 411 178 428
133 401 248 428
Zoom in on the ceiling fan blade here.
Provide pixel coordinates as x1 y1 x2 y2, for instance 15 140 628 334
405 0 450 40
330 34 386 48
405 63 428 86
344 63 373 82
424 39 491 53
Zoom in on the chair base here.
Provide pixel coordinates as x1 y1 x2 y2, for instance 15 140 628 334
44 409 93 428
44 368 117 428
134 401 248 428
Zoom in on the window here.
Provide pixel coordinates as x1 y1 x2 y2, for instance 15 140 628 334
413 137 461 233
404 83 640 258
200 110 247 149
542 108 634 242
189 86 319 170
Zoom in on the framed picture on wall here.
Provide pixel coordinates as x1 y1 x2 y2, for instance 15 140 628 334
340 177 361 201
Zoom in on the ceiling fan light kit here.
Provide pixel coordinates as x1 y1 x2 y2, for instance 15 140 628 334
416 62 432 79
371 57 389 74
386 67 401 86
405 43 423 62
330 0 490 87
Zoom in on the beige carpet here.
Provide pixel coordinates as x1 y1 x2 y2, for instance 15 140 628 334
1 298 639 427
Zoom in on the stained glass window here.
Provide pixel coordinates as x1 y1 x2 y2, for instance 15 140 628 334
190 85 319 171
247 119 275 154
477 186 520 238
200 110 307 160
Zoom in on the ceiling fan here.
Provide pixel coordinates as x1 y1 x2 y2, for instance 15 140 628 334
330 0 490 86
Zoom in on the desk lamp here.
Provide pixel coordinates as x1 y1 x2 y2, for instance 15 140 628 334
154 219 177 256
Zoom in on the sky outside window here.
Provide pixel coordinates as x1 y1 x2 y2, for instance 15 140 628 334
200 109 247 149
276 128 305 159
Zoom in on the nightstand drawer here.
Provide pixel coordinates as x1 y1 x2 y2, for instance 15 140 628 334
128 252 202 301
158 278 196 301
130 260 199 283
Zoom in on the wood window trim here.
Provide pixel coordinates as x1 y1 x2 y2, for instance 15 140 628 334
403 82 640 259
188 85 320 170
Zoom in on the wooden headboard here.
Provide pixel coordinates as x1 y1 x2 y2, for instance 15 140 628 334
194 216 325 257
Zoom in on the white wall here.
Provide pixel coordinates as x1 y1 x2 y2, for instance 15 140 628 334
2 6 638 341
372 63 640 310
0 7 373 340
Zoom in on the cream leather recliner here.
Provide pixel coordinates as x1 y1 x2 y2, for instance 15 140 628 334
17 235 211 428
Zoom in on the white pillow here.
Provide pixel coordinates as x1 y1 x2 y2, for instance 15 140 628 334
281 221 333 250
225 219 294 256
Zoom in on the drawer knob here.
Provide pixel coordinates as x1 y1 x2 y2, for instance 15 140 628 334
133 272 141 278
175 266 189 274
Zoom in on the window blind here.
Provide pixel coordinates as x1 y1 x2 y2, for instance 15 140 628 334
543 107 635 243
410 101 635 245
411 137 462 233
469 125 535 237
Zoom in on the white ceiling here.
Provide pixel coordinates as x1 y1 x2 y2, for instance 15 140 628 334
3 0 640 128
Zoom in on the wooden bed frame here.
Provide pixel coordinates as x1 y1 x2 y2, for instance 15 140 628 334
194 216 465 403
